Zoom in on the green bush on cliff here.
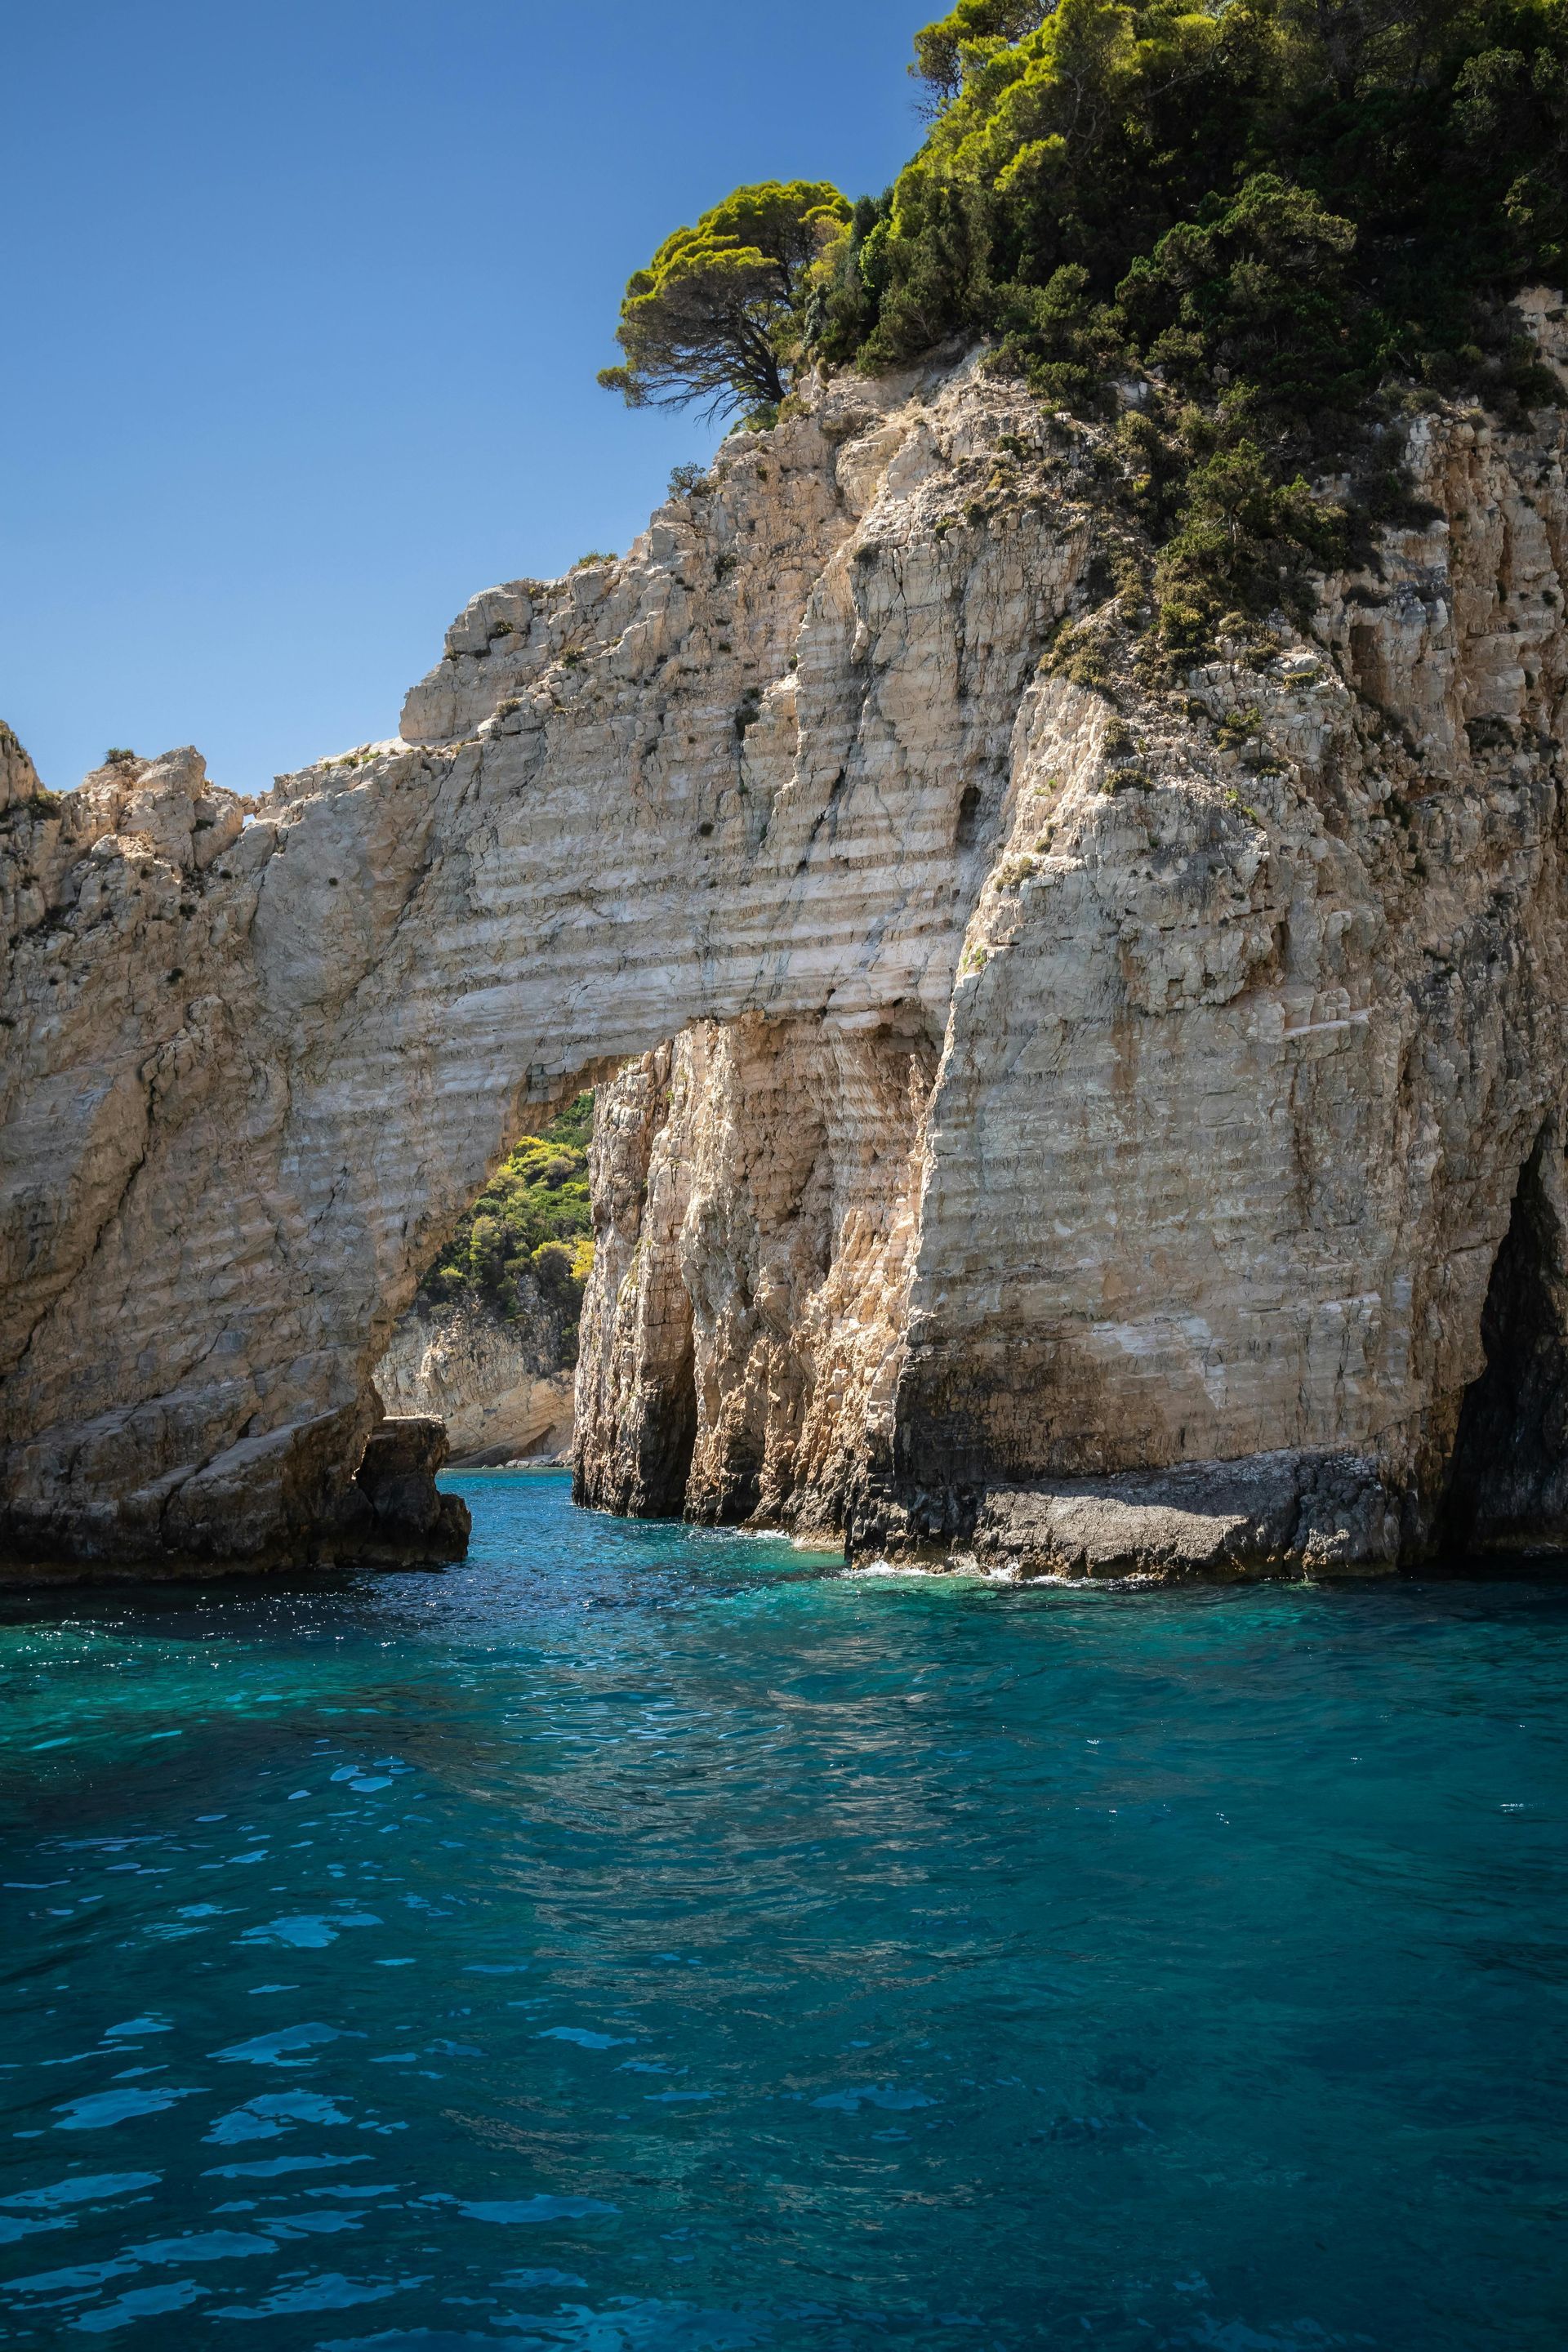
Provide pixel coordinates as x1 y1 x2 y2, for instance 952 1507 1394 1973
819 0 1566 393
420 1094 595 1353
608 2 1565 663
807 0 1565 644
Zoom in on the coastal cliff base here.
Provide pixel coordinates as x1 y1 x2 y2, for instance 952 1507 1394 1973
0 1412 468 1585
965 1453 1400 1583
376 1300 575 1468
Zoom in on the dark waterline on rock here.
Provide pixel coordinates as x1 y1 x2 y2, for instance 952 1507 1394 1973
0 1471 1565 2349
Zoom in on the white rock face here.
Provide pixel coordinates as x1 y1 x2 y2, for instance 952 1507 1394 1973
374 1294 575 1466
575 1017 932 1536
4 323 1568 1574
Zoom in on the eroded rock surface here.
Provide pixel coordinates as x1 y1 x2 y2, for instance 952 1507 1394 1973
353 1416 470 1561
5 317 1568 1575
968 1454 1401 1583
575 1014 932 1535
375 1289 576 1468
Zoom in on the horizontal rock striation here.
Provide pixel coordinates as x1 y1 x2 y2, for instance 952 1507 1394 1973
5 310 1568 1577
574 1014 932 1535
374 1287 576 1468
574 318 1568 1575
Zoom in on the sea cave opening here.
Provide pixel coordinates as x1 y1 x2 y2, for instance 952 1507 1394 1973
1442 1125 1568 1563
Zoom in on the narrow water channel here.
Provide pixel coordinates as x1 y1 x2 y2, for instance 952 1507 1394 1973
1 1472 1564 2349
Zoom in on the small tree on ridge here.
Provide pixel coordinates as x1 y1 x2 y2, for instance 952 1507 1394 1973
598 180 851 424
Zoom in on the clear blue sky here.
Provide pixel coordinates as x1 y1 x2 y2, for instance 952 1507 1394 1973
2 2 929 795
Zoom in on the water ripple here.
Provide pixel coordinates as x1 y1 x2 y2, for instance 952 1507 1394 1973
0 1472 1562 2348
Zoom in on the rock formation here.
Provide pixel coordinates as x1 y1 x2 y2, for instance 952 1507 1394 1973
576 1018 933 1535
374 1284 576 1468
4 301 1568 1577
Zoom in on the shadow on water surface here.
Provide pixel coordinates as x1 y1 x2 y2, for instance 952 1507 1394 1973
0 1471 1564 2350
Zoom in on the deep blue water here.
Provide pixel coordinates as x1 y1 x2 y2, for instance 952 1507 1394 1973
0 1472 1565 2351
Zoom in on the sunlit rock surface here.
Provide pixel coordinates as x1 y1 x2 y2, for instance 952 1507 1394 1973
375 1289 576 1468
4 314 1568 1574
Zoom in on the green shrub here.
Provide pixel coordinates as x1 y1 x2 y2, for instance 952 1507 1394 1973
820 0 1563 652
1153 440 1348 653
605 4 1566 681
867 0 1567 397
420 1094 595 1354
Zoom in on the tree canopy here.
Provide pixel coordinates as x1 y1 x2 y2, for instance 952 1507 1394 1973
598 180 851 422
602 2 1565 670
813 0 1567 397
911 0 1054 105
792 0 1566 660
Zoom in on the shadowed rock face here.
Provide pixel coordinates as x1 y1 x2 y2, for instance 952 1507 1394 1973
353 1417 470 1561
1443 1129 1568 1557
5 314 1568 1577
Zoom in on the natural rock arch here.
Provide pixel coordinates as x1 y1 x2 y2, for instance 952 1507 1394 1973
1 358 1063 1567
5 333 1568 1576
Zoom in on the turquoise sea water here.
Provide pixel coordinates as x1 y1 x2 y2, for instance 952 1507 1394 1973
0 1471 1565 2351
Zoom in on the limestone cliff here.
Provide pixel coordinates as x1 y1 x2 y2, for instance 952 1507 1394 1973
4 308 1568 1576
374 1285 575 1468
575 1018 931 1537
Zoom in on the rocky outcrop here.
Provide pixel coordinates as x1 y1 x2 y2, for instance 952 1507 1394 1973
966 1454 1401 1582
5 308 1568 1577
575 315 1568 1575
353 1416 470 1561
574 1016 932 1535
374 1289 575 1467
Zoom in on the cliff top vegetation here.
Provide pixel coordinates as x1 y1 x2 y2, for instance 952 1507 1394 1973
420 1094 594 1346
813 0 1565 403
599 181 851 424
603 0 1566 662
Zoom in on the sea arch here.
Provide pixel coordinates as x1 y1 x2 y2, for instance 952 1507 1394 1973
0 364 1064 1566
